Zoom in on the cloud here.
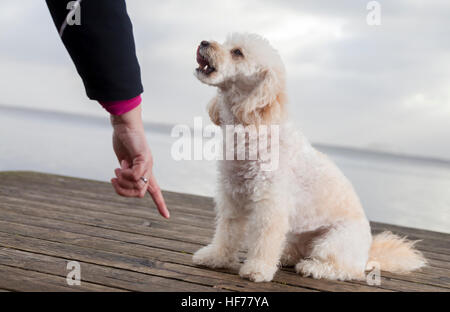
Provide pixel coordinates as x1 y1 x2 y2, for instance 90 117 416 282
0 0 449 159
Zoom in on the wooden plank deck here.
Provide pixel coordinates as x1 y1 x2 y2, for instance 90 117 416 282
0 171 448 292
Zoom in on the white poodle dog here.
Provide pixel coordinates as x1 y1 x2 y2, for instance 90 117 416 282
192 33 426 282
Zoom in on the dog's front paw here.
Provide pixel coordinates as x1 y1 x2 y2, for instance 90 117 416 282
192 244 236 269
239 260 277 282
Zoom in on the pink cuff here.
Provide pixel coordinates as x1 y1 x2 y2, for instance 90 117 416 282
99 95 142 115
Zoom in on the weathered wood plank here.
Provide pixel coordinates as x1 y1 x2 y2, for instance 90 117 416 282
370 222 450 241
0 171 448 292
0 223 365 292
0 214 407 292
0 198 211 246
2 207 448 277
0 263 123 292
2 171 448 238
0 217 398 292
0 200 447 286
1 178 448 245
0 232 312 292
0 171 216 215
0 211 448 292
421 251 450 268
1 191 448 258
0 212 202 255
0 247 219 292
2 176 446 240
1 191 450 267
0 183 217 229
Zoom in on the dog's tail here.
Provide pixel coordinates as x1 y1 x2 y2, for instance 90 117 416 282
367 231 427 273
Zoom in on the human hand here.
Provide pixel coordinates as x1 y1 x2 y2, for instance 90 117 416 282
110 105 170 219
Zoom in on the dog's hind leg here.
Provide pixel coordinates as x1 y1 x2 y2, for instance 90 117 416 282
281 228 329 267
295 258 362 281
295 220 372 281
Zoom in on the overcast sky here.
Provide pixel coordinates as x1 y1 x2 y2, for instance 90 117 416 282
1 0 449 159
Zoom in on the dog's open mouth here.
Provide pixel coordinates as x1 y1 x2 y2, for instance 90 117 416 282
196 47 216 76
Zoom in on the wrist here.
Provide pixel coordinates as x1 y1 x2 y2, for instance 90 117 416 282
100 95 142 116
111 104 144 132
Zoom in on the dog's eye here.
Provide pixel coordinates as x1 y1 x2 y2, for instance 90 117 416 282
232 48 244 57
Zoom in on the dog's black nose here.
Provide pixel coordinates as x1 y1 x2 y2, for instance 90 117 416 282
200 41 210 47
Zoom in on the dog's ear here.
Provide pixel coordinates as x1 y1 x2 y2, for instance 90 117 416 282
231 69 286 125
257 70 287 125
207 95 221 126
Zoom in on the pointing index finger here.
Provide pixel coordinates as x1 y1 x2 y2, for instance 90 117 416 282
147 174 170 219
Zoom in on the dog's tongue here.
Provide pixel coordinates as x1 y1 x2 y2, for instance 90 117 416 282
197 46 209 67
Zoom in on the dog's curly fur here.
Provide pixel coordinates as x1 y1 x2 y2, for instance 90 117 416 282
193 33 427 282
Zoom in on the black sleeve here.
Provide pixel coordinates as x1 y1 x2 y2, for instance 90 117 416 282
46 0 143 102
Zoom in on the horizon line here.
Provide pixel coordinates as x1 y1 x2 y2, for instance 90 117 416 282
2 103 450 167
